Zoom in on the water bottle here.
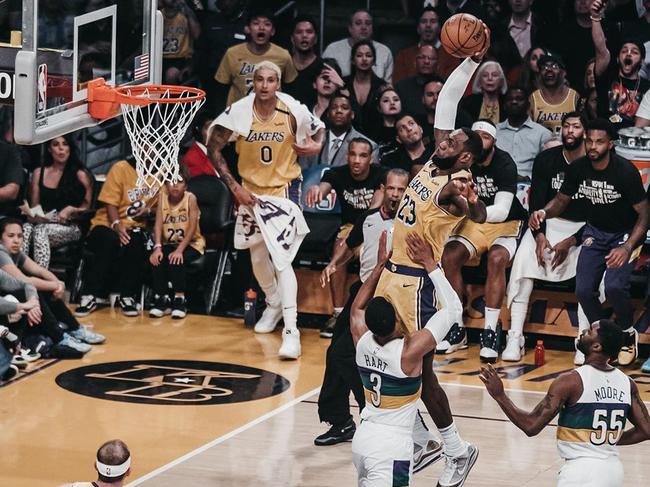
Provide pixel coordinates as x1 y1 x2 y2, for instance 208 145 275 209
244 289 257 327
534 340 545 366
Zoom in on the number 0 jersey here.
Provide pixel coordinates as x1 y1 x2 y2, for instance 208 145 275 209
391 162 472 267
235 98 300 197
557 365 631 460
356 331 422 429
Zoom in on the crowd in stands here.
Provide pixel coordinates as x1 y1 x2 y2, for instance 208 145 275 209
1 0 650 381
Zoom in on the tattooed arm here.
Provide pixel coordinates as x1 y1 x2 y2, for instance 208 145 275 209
618 379 650 445
207 124 256 206
480 364 578 436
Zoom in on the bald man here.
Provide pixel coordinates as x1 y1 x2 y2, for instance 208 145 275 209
61 439 132 487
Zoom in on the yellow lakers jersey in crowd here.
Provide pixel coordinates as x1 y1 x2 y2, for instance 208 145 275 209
530 89 580 138
162 11 193 59
161 190 205 254
391 162 472 267
235 98 301 196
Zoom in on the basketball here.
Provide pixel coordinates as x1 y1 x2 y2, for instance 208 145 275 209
440 13 488 58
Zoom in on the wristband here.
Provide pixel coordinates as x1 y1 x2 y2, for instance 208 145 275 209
590 15 602 22
538 209 546 219
153 243 162 249
111 219 120 229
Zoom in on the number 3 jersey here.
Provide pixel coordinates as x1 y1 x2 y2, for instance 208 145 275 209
235 99 300 197
356 331 422 429
557 365 631 460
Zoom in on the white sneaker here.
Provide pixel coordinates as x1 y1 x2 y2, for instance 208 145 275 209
574 349 585 366
278 328 301 359
502 330 524 362
437 443 479 487
254 303 282 334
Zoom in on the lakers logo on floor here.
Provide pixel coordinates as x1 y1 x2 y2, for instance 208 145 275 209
55 360 290 405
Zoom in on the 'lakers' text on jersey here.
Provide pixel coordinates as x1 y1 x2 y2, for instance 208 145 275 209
235 99 300 197
161 191 205 254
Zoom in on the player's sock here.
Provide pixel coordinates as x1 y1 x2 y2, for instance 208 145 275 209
333 307 343 317
250 244 279 304
278 265 298 331
439 421 468 458
484 307 500 332
412 410 432 448
509 301 528 336
577 305 590 334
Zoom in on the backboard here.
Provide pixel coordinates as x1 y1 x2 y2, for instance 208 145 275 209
11 0 163 145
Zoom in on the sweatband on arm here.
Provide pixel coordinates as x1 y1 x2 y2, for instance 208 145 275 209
434 58 480 131
486 191 514 223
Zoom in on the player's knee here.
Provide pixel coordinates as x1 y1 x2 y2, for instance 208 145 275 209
487 248 510 272
604 281 627 301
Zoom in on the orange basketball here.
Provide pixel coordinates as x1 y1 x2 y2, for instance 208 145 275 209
440 13 488 59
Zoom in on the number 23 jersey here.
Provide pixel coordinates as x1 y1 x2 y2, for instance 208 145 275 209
161 190 205 254
557 365 631 460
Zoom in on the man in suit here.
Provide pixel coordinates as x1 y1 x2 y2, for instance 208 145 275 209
300 94 377 169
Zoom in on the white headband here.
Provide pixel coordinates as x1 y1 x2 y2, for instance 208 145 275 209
96 457 131 478
471 121 497 139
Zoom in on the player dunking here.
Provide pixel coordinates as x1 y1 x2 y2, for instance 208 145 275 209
480 319 650 487
208 61 324 359
371 24 489 487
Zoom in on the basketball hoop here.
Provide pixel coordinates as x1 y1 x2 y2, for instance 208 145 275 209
87 78 206 190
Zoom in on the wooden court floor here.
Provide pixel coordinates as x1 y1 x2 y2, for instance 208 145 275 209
2 308 650 486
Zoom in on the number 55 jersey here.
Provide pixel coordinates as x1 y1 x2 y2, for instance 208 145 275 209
557 365 631 460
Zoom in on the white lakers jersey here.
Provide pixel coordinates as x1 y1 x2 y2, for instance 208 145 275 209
356 331 421 429
557 365 631 460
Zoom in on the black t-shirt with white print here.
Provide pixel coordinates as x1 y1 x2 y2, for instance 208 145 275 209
595 62 650 129
560 154 645 233
321 164 386 225
471 147 527 222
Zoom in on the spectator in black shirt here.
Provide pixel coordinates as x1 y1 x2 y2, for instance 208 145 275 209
395 45 439 120
305 138 385 337
284 16 322 107
507 112 589 364
441 120 527 362
592 0 650 128
381 114 434 178
0 141 24 218
530 119 650 368
364 86 402 159
418 78 474 146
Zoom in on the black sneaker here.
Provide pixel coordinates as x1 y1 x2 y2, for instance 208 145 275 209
314 417 356 446
435 323 468 354
480 328 499 363
171 296 187 319
1 364 19 381
149 295 171 318
118 296 139 317
320 315 337 338
74 295 97 317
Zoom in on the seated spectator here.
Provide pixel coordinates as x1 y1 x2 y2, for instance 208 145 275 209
59 439 131 487
364 87 402 158
582 57 598 118
149 167 204 320
214 7 297 107
0 218 104 354
74 158 158 318
311 61 346 120
395 45 439 120
636 90 650 127
300 94 377 169
461 61 508 124
496 86 552 180
0 139 24 219
22 135 93 269
285 15 322 107
592 2 649 129
380 114 433 177
529 52 580 138
343 40 388 132
161 0 200 85
417 77 474 146
305 137 385 337
506 0 548 61
182 111 218 179
516 45 547 93
393 7 441 83
323 9 393 82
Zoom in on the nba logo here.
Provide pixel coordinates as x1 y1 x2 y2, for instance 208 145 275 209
37 64 47 113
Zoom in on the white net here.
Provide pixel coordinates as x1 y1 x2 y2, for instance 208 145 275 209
119 86 205 190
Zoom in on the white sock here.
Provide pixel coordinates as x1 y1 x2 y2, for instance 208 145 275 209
484 307 500 332
333 307 343 317
278 265 298 331
250 244 279 305
509 301 527 336
439 421 468 458
412 410 433 448
577 305 590 334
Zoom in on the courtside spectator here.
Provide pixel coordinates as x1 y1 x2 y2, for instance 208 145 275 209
395 45 439 119
161 0 200 85
393 7 441 83
381 114 433 177
311 61 346 120
182 111 218 178
22 135 93 268
507 0 547 60
529 52 580 138
496 86 552 180
60 439 132 487
323 9 393 82
364 87 402 157
285 16 322 107
636 90 650 127
74 158 158 317
516 45 547 93
214 8 297 107
461 61 509 124
0 139 24 218
149 167 205 319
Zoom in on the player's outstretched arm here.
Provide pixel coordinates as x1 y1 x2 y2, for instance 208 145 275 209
618 379 650 445
529 193 571 231
480 364 576 437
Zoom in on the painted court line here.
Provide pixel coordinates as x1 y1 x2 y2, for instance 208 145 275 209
126 386 321 486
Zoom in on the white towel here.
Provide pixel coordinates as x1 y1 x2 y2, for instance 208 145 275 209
234 196 309 272
210 92 325 144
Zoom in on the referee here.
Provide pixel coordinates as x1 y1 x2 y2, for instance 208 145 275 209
530 119 649 366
